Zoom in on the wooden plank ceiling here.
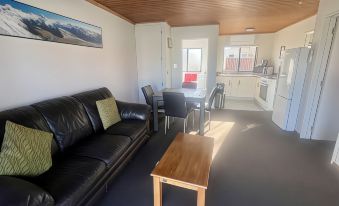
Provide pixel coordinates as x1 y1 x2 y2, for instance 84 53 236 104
89 0 319 35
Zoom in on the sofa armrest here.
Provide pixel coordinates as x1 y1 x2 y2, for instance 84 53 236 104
0 176 54 206
116 101 151 121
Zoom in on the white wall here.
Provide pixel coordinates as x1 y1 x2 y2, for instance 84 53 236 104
300 0 339 141
272 16 317 71
0 0 138 111
217 34 275 72
171 25 219 93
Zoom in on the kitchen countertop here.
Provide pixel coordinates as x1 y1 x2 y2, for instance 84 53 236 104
217 72 277 80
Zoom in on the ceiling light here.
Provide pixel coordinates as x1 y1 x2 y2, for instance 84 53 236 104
245 28 255 32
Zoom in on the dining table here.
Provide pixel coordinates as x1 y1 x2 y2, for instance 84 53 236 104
152 88 207 135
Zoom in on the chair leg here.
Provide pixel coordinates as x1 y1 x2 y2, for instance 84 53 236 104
167 116 170 129
165 116 167 135
184 118 186 133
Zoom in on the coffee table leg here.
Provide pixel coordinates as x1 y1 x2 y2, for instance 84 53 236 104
153 177 162 206
197 188 205 206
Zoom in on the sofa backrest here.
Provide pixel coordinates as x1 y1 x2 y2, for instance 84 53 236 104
0 106 59 155
72 87 112 133
32 97 93 151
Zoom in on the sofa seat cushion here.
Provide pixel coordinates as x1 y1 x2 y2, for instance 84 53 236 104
31 156 105 206
105 120 147 141
69 134 131 167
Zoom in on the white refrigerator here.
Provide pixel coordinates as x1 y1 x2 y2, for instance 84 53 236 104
272 47 310 131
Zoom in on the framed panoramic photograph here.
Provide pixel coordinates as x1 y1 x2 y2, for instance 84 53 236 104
0 0 103 48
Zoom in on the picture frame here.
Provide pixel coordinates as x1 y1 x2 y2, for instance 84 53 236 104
0 0 103 48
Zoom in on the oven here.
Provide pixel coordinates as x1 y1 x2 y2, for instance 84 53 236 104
259 78 268 102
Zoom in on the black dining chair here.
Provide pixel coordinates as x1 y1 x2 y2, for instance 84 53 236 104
182 82 198 89
162 92 194 134
141 85 164 111
193 86 218 131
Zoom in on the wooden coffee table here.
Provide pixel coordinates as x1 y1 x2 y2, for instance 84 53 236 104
151 132 214 206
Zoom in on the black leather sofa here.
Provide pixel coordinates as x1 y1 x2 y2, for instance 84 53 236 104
0 87 151 206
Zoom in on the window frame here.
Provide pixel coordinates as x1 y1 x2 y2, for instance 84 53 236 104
182 48 203 72
222 46 258 73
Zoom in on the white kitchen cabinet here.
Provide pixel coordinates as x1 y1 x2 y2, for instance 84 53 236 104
230 77 239 97
216 75 256 98
235 77 256 98
217 74 277 110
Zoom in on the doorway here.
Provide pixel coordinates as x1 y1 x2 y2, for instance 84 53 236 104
181 39 208 89
312 16 339 140
301 15 339 140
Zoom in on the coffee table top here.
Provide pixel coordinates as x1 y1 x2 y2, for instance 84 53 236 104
151 133 214 189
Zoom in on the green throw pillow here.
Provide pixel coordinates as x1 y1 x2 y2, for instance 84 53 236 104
96 97 121 130
0 121 53 176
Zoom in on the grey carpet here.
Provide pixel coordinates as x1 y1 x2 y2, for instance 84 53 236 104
98 110 339 206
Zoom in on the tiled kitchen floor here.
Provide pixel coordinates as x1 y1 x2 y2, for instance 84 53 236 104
221 99 264 111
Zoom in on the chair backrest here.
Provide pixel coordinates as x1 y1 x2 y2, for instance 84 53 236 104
184 73 198 82
207 86 218 110
216 83 225 94
141 85 154 106
163 92 188 118
182 82 197 89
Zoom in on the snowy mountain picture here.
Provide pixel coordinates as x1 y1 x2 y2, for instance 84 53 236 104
0 0 103 48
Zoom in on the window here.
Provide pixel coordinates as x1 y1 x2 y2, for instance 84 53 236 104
223 46 257 72
182 48 202 72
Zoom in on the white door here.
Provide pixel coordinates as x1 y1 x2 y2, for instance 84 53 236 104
276 48 300 99
135 24 163 103
162 23 172 88
312 18 339 140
